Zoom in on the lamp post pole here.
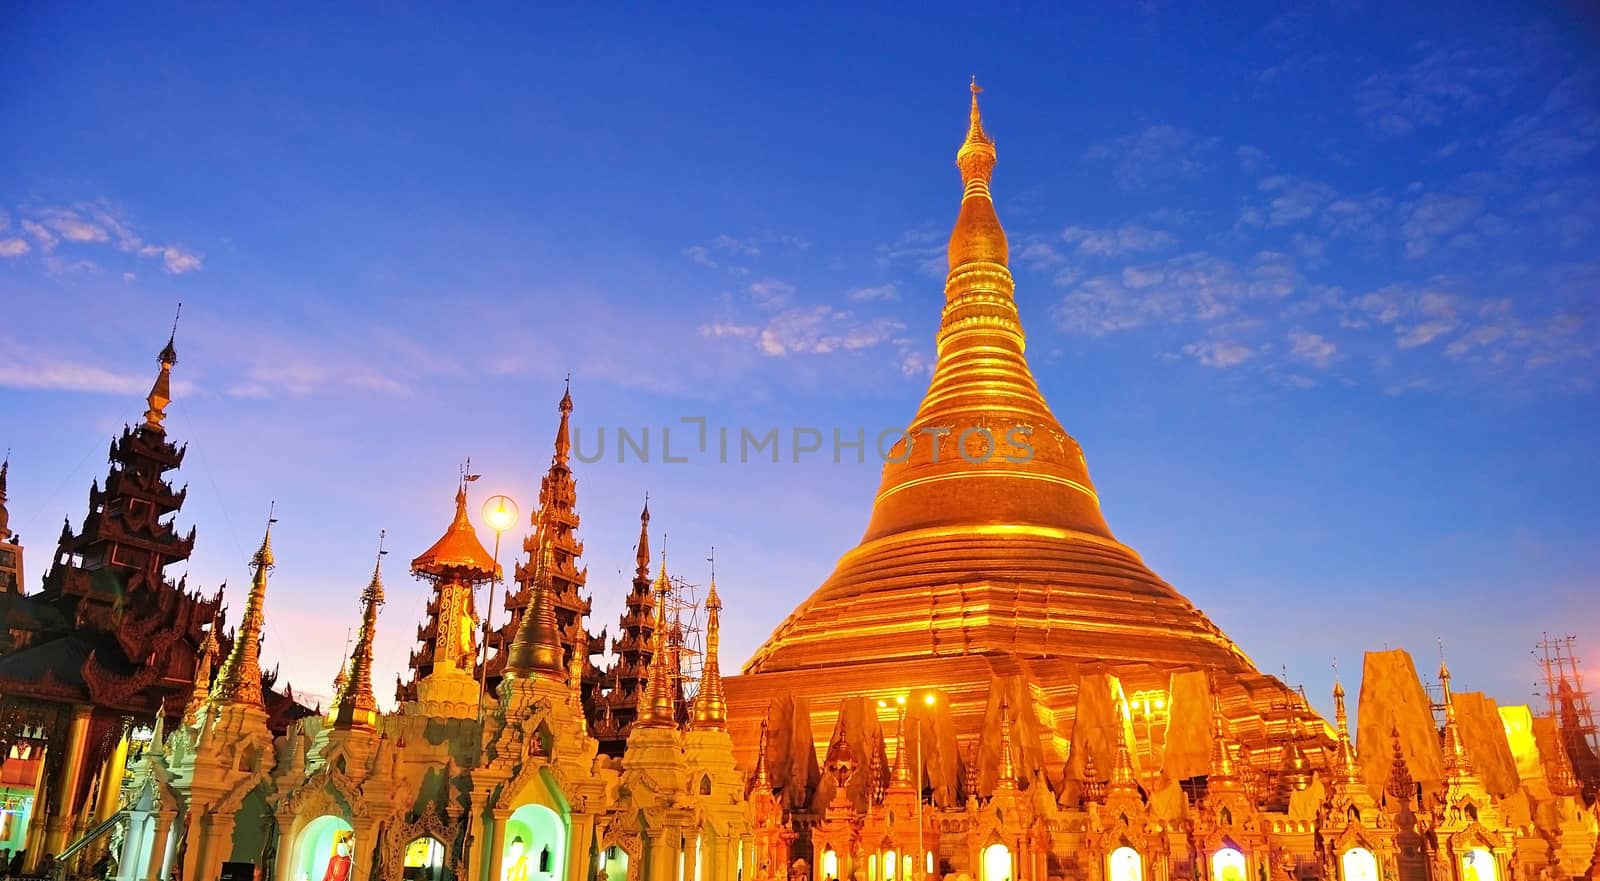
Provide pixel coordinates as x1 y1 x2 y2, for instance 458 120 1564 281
478 494 519 722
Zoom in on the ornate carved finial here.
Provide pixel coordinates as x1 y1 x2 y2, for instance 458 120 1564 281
210 505 276 707
691 550 726 731
957 77 996 184
332 530 386 729
634 496 652 576
554 384 574 464
143 311 181 431
634 549 676 728
1332 675 1361 784
505 521 565 679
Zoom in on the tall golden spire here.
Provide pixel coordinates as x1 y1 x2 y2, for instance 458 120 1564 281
186 611 220 721
143 305 180 432
691 552 727 730
634 498 651 579
1385 721 1416 801
553 377 573 467
211 508 274 707
634 551 677 728
1209 696 1239 783
332 534 386 729
996 700 1018 792
504 522 566 679
1438 660 1474 777
1332 678 1361 784
753 715 773 791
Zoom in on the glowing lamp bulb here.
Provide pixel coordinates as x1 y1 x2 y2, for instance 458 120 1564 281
896 695 907 706
924 694 936 706
482 495 519 533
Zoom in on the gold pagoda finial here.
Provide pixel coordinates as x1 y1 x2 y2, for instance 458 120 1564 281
566 623 587 728
753 715 773 791
185 609 221 721
692 548 727 730
635 548 677 727
332 531 386 729
504 520 566 679
553 383 574 467
1437 654 1474 776
1080 746 1105 804
1109 728 1138 793
211 504 275 707
1332 674 1361 784
997 699 1018 792
1210 695 1238 780
143 304 180 432
634 495 651 577
957 77 996 185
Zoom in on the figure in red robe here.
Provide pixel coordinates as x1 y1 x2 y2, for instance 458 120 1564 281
322 834 354 881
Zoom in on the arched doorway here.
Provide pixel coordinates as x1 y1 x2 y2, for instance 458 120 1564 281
1342 849 1378 881
1109 847 1143 881
1212 848 1246 881
290 815 354 881
404 836 446 881
820 848 838 880
503 804 565 881
981 843 1011 881
596 844 629 881
1461 849 1496 881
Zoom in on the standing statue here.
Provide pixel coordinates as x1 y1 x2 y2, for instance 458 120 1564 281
322 832 354 881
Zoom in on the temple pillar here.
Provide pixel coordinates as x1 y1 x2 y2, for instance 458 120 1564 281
42 703 94 862
196 812 236 881
272 813 295 881
23 742 51 861
143 810 175 881
486 808 507 881
95 733 131 823
567 813 596 881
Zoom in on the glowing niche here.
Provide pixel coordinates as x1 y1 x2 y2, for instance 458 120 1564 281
291 815 354 881
1461 848 1497 881
982 843 1011 881
404 837 445 881
1213 848 1246 881
1342 848 1378 881
821 848 838 879
1109 847 1143 881
502 804 565 881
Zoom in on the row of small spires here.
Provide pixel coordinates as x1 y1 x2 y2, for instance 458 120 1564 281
753 658 1582 808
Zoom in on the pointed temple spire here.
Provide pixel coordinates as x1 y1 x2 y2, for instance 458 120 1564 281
143 303 180 432
1210 696 1239 783
634 551 676 728
635 498 651 578
504 522 565 679
186 611 221 720
1438 659 1474 777
1332 677 1362 784
211 507 275 707
743 81 1251 679
691 551 727 730
554 378 573 467
1385 721 1416 802
996 700 1018 793
332 533 386 729
753 715 773 791
412 477 499 577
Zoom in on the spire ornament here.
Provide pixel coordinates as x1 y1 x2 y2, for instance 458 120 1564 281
332 532 386 729
1438 659 1474 777
634 551 677 728
1332 677 1361 784
504 522 566 679
691 549 727 730
211 505 275 707
143 304 181 432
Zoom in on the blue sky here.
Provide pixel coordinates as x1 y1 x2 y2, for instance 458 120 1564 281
1 2 1596 723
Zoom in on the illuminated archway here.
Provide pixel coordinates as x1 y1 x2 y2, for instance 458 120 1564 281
883 849 898 881
290 815 354 881
1109 847 1143 881
404 837 445 881
503 804 565 881
1342 849 1377 881
596 844 629 881
820 848 838 880
1461 849 1496 881
1212 848 1246 881
981 843 1011 881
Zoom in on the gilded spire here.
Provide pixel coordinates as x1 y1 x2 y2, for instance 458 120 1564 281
692 551 727 730
411 476 499 578
143 305 180 432
504 521 566 679
997 700 1018 792
1438 660 1474 777
634 551 677 727
553 379 573 467
956 77 996 185
1109 733 1138 794
634 497 651 579
566 623 587 727
1332 678 1361 784
186 612 220 720
1080 746 1105 804
332 534 386 729
753 715 773 791
211 508 274 707
1210 696 1239 782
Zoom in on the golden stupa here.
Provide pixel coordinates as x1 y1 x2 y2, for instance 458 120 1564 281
724 83 1308 788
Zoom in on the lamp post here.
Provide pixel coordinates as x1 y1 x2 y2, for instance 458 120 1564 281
879 693 938 881
479 493 519 720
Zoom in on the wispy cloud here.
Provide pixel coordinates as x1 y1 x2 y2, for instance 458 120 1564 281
756 306 904 357
6 201 203 274
1084 125 1220 189
0 338 183 396
1062 223 1178 257
1353 41 1524 138
847 282 899 302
